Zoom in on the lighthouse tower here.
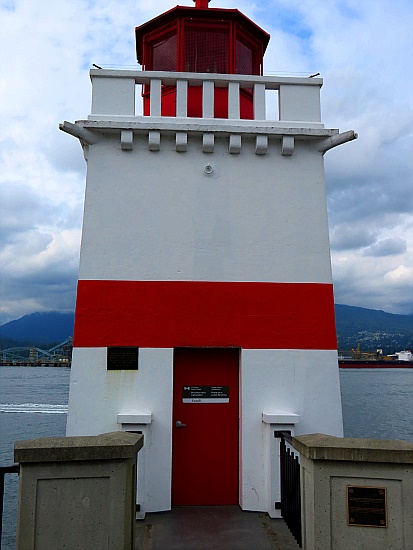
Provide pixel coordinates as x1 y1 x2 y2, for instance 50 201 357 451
62 0 356 516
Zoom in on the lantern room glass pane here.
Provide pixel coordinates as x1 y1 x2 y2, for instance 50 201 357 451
236 39 253 75
185 22 229 73
152 32 177 71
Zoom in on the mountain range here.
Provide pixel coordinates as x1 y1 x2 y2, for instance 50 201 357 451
334 304 413 354
0 312 74 348
0 306 412 354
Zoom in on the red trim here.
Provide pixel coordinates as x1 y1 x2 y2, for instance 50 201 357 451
73 280 337 350
195 0 209 9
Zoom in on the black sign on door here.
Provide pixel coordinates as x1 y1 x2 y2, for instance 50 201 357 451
182 386 229 403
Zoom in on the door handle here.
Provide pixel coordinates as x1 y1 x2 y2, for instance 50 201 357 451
176 420 187 428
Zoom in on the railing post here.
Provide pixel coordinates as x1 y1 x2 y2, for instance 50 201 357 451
1 472 4 550
0 464 20 550
278 84 321 122
293 434 413 550
275 431 302 548
14 433 143 550
91 76 136 116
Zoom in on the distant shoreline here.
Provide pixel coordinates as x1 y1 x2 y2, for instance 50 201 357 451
339 360 412 369
0 363 70 368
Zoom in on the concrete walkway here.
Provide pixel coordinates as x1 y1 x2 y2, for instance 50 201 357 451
135 506 300 550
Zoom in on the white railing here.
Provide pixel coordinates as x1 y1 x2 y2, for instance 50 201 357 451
89 69 323 124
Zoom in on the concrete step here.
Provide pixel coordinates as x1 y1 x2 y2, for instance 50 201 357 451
135 506 300 549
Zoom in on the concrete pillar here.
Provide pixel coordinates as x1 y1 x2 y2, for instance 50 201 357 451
14 432 143 550
278 84 321 122
91 75 136 116
293 434 413 550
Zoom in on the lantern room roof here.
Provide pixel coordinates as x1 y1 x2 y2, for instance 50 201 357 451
135 5 270 64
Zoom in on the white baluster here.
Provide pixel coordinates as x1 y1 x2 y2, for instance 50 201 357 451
228 82 240 119
202 81 214 118
176 80 188 118
254 83 266 120
150 79 162 117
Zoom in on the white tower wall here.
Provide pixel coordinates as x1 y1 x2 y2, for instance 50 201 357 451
78 135 332 284
63 69 355 516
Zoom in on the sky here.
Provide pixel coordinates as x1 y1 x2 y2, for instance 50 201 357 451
0 0 412 326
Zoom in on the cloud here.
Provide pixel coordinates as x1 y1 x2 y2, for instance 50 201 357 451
331 214 413 314
1 0 412 324
384 265 413 284
363 238 407 257
330 225 377 252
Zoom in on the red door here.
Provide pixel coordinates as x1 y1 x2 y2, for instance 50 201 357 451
172 347 239 505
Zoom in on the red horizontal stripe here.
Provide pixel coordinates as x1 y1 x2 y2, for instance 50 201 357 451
73 281 337 350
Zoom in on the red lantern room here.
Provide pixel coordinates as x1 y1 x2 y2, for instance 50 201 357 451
135 0 270 118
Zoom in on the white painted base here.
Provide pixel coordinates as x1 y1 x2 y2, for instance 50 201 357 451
66 347 174 513
240 349 343 514
66 347 342 515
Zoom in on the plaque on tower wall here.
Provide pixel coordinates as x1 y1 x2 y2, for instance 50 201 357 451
107 347 139 370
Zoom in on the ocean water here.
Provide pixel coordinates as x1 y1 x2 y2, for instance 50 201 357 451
0 367 70 550
340 368 413 441
1 366 412 549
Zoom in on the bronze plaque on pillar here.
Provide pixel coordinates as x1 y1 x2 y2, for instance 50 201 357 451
347 485 387 527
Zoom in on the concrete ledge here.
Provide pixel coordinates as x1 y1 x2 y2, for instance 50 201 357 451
293 433 413 464
117 413 152 424
262 411 300 424
82 117 330 135
15 431 143 463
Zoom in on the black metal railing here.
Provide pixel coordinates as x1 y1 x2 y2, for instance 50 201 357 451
0 464 20 550
274 431 302 548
